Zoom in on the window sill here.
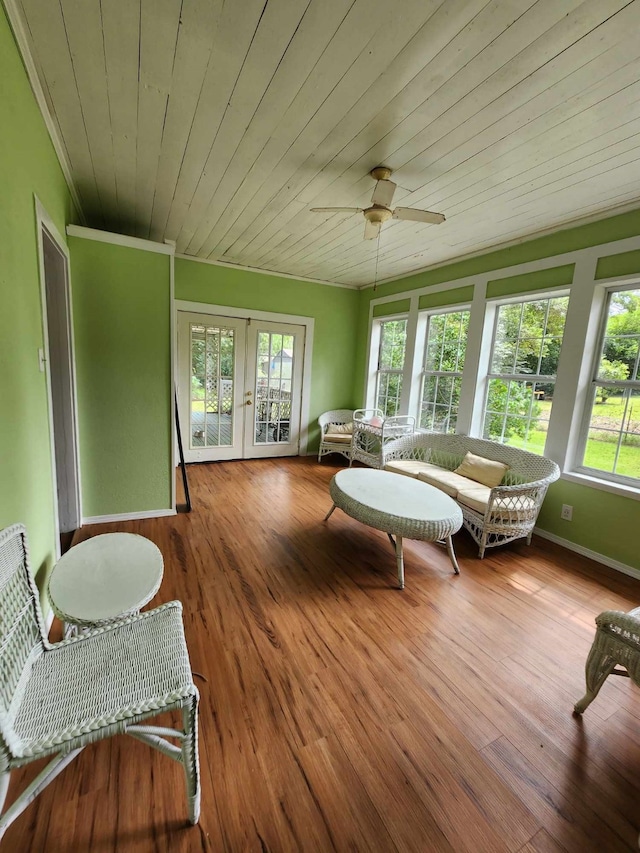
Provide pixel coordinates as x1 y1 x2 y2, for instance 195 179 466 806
560 470 640 501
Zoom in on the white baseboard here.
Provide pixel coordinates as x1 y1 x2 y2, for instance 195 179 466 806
534 527 640 581
82 508 176 524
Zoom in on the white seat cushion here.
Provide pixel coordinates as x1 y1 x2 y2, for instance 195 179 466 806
324 433 352 444
384 460 441 478
457 486 537 516
455 485 492 513
416 469 479 498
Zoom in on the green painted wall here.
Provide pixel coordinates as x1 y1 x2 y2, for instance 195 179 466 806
419 285 474 310
486 264 574 299
537 480 640 569
369 209 640 300
372 298 411 317
175 259 360 452
70 238 172 516
595 249 640 280
356 208 640 570
0 5 76 593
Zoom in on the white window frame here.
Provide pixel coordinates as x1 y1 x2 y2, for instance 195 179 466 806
481 290 570 450
573 283 640 488
372 315 409 417
418 306 471 433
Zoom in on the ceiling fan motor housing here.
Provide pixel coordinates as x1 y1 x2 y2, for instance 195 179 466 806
364 205 393 224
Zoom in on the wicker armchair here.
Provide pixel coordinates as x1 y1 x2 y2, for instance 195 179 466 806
0 523 200 839
574 608 640 714
318 409 354 462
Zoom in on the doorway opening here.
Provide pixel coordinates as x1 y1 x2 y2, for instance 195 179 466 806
37 204 81 553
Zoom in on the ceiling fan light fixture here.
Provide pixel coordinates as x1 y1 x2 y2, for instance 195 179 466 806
364 206 393 225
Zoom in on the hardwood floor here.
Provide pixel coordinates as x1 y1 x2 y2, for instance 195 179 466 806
5 456 640 852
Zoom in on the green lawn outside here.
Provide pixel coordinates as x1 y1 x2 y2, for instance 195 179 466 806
505 395 640 478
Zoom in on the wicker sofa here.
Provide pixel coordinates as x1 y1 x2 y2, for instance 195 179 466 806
382 432 560 558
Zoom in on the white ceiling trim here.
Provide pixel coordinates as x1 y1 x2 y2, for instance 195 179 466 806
361 197 640 291
175 253 358 290
67 225 174 255
3 0 86 224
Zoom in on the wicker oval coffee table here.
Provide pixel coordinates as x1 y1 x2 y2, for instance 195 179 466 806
324 468 463 589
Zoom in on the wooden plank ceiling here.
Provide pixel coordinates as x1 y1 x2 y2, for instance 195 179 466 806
12 0 640 287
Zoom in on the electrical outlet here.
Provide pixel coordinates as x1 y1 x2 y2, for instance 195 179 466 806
561 504 573 521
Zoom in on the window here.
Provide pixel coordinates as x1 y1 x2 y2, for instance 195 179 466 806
376 318 407 417
420 309 469 432
483 294 569 451
578 287 640 483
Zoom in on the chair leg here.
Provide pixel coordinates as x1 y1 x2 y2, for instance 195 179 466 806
181 693 201 825
0 749 83 839
574 636 618 714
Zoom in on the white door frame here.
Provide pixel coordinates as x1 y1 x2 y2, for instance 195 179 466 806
177 312 248 462
35 197 82 551
175 300 314 456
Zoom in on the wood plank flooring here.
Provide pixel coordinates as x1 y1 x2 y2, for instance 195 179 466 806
5 456 640 852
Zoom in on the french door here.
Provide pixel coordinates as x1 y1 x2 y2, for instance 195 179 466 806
178 311 305 462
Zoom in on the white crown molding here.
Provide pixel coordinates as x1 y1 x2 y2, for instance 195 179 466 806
3 0 86 225
67 225 174 255
82 508 176 525
175 253 358 290
362 199 640 291
533 527 640 581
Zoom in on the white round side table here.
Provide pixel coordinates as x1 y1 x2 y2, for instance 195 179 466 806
48 533 164 633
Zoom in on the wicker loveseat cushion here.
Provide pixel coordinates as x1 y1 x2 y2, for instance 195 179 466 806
456 486 538 516
324 433 352 443
416 468 480 498
328 422 353 434
384 460 441 478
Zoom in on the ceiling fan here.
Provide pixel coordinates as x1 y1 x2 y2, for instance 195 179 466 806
310 166 446 240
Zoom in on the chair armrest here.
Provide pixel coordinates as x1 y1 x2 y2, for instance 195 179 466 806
49 600 184 650
484 482 550 521
595 610 640 650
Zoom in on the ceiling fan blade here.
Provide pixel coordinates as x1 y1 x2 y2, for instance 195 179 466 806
392 207 445 224
364 219 381 240
310 207 363 214
371 179 397 207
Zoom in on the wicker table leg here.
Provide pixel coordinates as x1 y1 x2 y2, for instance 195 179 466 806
446 535 460 575
387 533 404 590
324 504 337 521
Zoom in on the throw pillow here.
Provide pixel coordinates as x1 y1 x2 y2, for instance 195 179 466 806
454 451 509 488
328 422 352 434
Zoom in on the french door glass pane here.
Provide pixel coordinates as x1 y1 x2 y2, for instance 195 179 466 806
255 331 293 444
190 324 234 448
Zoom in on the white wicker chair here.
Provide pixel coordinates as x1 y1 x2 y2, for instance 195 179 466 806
350 409 416 469
574 608 640 714
318 409 354 462
0 523 200 839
